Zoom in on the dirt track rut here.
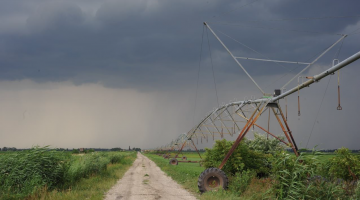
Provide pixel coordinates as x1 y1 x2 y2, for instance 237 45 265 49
104 152 197 200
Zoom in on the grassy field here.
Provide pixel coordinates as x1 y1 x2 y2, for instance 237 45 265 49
31 154 136 200
145 151 359 200
145 152 273 200
0 148 137 200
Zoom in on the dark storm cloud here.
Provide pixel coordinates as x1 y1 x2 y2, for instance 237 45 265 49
0 0 359 90
1 0 360 150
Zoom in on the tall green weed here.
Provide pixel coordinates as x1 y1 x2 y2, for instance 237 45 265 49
270 151 349 199
0 147 70 198
0 147 131 199
228 170 256 196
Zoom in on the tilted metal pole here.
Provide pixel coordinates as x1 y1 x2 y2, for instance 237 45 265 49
204 22 265 95
273 51 360 102
219 101 269 169
225 50 360 105
281 35 347 89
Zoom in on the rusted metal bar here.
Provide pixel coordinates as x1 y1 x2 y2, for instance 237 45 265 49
285 97 288 121
193 131 232 135
208 117 222 136
235 107 290 146
254 124 290 146
337 85 342 110
190 138 203 159
225 108 241 131
178 160 199 163
175 140 188 158
219 102 267 170
218 115 232 136
271 107 299 156
277 104 299 152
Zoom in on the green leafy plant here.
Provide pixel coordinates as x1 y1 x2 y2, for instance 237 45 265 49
0 146 70 198
202 139 270 176
270 150 351 200
353 181 360 199
270 151 311 199
0 147 133 199
228 170 256 196
245 132 284 155
328 147 360 181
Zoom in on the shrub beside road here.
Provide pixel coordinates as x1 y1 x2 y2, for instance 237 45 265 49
0 147 136 200
146 135 360 199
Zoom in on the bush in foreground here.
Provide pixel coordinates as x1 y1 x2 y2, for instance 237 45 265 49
327 147 360 181
269 150 357 199
202 139 270 176
0 147 130 199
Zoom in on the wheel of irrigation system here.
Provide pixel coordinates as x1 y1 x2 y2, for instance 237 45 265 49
182 156 187 160
169 158 178 165
198 168 228 193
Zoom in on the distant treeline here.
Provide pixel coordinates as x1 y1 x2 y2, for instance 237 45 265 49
286 148 360 153
0 147 142 152
149 148 360 153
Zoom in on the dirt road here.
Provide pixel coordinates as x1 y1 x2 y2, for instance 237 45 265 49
104 152 197 200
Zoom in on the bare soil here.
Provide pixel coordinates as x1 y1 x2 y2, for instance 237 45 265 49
104 152 197 200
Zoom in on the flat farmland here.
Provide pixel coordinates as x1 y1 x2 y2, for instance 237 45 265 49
0 148 137 200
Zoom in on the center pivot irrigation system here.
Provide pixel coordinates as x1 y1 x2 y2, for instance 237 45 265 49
153 22 360 193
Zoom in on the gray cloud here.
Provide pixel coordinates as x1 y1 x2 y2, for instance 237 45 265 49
0 0 360 149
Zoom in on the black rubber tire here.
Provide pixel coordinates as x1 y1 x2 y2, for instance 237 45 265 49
182 156 187 161
169 158 178 165
198 168 228 193
164 155 169 159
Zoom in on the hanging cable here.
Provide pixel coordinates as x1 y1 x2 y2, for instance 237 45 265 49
348 26 360 35
212 15 360 23
206 27 220 107
305 75 332 148
209 22 345 36
267 43 334 87
217 30 289 71
193 25 205 126
285 96 288 121
267 108 270 140
305 39 344 148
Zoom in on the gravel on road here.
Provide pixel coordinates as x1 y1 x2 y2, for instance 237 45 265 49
104 152 197 200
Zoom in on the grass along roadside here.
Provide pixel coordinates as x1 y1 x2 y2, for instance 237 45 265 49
144 153 272 200
144 153 203 199
31 153 136 200
0 149 137 200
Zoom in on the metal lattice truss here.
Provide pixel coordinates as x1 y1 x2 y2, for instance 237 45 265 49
154 49 360 153
157 133 198 151
152 22 360 158
186 100 292 146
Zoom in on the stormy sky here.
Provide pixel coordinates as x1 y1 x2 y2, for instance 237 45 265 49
0 0 359 150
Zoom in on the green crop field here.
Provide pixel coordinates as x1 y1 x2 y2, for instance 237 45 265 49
145 152 272 200
144 153 204 198
0 147 137 200
145 148 360 200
